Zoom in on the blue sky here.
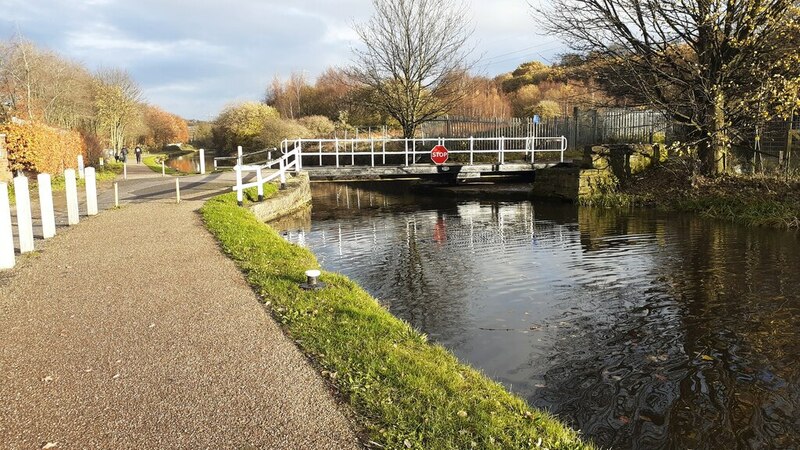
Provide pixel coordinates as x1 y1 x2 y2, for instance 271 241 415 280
0 0 565 120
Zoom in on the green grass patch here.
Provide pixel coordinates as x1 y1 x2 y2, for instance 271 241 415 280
200 186 594 450
142 153 182 175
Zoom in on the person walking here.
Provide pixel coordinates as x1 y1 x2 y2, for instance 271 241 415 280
135 146 142 164
120 147 129 164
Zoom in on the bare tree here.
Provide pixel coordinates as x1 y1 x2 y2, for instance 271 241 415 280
350 0 474 138
93 69 142 152
536 0 800 175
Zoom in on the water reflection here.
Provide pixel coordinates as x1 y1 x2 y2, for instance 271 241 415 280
165 151 216 173
277 182 800 450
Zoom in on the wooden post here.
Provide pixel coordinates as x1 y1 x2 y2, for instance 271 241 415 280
37 174 56 239
85 167 98 216
235 163 243 206
0 182 14 269
13 176 34 253
65 169 79 225
257 168 264 201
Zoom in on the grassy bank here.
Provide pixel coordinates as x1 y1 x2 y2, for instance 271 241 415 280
200 185 592 450
581 160 800 229
142 153 182 175
7 163 122 204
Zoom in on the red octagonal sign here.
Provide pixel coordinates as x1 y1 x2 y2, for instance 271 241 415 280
431 144 449 165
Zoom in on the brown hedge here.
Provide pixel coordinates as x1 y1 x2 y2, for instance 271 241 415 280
1 122 87 175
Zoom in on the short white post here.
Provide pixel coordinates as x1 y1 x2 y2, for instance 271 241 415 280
99 157 104 167
161 160 165 176
256 168 264 201
123 163 127 180
404 139 409 166
469 136 474 165
370 139 375 167
175 178 181 204
382 140 386 165
237 145 243 164
85 167 98 216
65 169 79 225
199 148 206 174
279 157 286 190
235 163 243 206
0 183 14 269
335 138 340 168
77 154 85 179
13 176 34 253
113 182 119 207
37 174 56 239
500 136 505 164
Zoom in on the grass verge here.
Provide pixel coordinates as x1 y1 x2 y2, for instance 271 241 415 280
142 153 182 175
200 185 593 450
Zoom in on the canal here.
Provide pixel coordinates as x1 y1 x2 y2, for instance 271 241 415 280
277 181 799 450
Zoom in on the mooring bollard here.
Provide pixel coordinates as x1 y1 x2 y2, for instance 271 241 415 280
175 178 181 204
85 167 98 216
13 175 34 254
299 269 326 290
199 148 206 175
65 169 79 225
0 183 14 269
113 181 119 208
37 174 56 239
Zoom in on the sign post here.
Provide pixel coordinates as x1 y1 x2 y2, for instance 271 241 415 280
431 144 449 165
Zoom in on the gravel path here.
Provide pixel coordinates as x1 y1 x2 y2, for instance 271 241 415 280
0 164 361 449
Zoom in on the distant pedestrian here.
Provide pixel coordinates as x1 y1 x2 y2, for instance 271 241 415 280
135 146 142 164
120 147 129 163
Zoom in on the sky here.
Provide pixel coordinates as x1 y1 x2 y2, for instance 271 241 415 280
0 0 566 120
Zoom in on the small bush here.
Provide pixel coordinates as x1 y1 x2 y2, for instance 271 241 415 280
260 118 311 148
298 115 336 137
1 121 86 174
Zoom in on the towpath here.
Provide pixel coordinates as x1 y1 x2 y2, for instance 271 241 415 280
0 163 360 448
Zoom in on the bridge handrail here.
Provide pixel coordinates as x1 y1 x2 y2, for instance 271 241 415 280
215 148 277 169
279 135 567 167
230 146 301 206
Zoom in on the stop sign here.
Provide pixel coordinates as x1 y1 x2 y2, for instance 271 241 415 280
431 144 449 165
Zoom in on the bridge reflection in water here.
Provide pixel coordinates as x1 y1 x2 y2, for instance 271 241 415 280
277 181 800 450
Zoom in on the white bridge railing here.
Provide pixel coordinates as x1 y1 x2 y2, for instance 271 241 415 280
279 135 567 167
231 145 301 206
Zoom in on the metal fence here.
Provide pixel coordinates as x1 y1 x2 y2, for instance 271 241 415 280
420 108 674 150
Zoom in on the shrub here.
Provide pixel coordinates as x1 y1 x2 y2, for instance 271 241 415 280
0 121 86 174
298 115 335 137
260 118 311 148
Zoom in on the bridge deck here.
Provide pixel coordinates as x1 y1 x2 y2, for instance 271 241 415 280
304 163 559 180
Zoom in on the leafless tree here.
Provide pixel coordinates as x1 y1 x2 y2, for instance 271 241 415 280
93 68 143 152
535 0 800 175
350 0 474 138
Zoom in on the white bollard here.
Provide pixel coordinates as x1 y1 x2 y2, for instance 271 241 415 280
175 178 181 204
0 183 15 269
85 167 98 216
161 161 165 177
13 176 34 253
113 182 119 208
123 163 127 180
37 174 56 239
77 154 85 179
199 148 206 175
65 169 79 225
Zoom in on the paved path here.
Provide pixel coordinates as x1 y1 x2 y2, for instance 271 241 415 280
0 163 361 448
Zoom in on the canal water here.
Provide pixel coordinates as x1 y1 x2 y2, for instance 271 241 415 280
165 151 216 173
278 182 799 450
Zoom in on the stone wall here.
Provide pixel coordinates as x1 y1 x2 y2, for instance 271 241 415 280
248 173 312 223
531 144 663 201
0 134 10 183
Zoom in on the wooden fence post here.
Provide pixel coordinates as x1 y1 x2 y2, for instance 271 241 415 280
0 182 14 269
